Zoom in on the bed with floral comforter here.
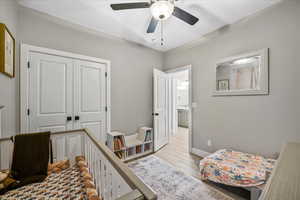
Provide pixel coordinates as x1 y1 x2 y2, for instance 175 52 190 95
199 149 276 187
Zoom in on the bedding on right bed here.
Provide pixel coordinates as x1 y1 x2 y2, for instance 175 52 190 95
199 149 276 187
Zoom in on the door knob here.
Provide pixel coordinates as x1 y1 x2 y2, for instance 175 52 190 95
67 116 72 121
152 113 159 116
75 116 80 120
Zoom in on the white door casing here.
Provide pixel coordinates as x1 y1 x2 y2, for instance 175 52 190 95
153 69 169 151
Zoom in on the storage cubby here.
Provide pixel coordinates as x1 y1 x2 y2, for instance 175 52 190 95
106 131 126 159
107 127 153 161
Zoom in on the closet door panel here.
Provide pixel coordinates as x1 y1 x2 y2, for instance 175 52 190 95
74 60 106 142
81 66 102 112
29 52 73 132
40 62 66 114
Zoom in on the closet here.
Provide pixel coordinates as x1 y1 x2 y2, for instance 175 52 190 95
21 45 110 144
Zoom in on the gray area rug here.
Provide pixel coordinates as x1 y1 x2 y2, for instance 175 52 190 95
128 155 233 200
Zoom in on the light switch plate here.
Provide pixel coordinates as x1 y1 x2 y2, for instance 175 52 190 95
207 139 212 147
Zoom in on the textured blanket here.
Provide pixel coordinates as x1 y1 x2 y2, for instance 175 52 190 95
200 149 276 187
1 165 87 199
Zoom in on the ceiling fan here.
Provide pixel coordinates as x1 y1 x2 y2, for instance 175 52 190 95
110 0 199 34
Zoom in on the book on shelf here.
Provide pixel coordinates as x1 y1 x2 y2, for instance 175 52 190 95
113 136 125 151
144 130 152 142
127 147 135 156
137 127 152 142
136 145 142 154
144 143 151 151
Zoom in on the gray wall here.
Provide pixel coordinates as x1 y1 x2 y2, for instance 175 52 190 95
0 0 19 137
2 0 299 157
164 0 300 157
17 7 163 134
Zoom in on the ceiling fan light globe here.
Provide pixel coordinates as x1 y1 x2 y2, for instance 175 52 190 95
150 0 174 21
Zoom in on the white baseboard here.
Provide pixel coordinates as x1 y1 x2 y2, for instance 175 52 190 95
191 148 211 158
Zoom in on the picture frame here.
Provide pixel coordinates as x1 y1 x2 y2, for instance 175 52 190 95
217 79 230 91
0 23 15 78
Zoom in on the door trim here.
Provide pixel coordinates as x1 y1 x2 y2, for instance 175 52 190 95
20 44 111 135
166 65 192 153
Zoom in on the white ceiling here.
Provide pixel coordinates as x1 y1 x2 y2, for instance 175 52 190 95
17 0 281 51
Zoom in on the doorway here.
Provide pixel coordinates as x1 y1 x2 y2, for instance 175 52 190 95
153 65 192 153
154 65 200 177
167 65 192 153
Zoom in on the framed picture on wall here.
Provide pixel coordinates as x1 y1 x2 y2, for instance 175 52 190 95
217 79 229 91
0 23 15 78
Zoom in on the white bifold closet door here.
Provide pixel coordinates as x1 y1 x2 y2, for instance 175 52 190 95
28 52 107 142
29 53 74 133
73 59 106 142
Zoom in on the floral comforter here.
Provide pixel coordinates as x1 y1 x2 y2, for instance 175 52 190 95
199 149 276 187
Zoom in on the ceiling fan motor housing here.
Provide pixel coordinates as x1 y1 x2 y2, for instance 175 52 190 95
150 0 175 21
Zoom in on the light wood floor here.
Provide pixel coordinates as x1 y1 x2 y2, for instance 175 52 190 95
155 127 201 178
155 127 248 200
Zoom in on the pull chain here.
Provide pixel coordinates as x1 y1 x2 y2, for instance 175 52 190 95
160 21 164 46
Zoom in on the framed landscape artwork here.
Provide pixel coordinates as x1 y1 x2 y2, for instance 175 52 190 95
0 23 15 78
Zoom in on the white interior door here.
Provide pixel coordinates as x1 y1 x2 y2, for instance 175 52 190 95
153 69 169 151
73 60 107 142
29 52 73 133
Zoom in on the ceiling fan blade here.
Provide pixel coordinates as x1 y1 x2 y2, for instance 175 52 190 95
147 17 158 33
111 2 150 10
172 7 199 25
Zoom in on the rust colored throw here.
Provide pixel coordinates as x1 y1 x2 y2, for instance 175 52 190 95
76 155 101 200
48 159 70 174
10 132 50 189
